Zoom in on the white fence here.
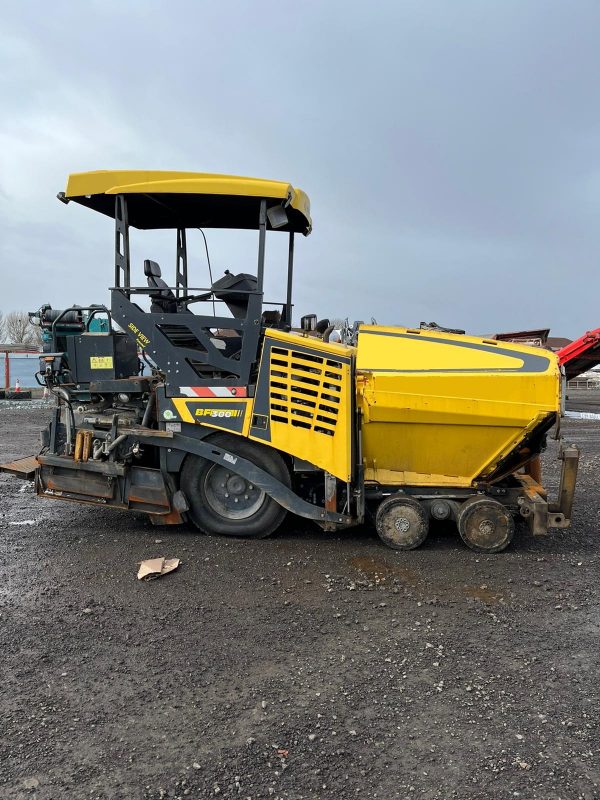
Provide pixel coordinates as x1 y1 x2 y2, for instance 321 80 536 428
567 379 600 390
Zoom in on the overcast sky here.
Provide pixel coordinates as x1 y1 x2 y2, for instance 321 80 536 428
1 1 599 337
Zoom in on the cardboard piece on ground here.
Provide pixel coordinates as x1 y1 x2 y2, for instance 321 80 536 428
137 557 181 580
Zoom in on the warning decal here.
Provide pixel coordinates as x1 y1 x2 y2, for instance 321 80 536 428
90 356 114 369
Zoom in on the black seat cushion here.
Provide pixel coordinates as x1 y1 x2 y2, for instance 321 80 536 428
144 259 162 278
144 260 177 312
210 270 258 319
261 310 282 328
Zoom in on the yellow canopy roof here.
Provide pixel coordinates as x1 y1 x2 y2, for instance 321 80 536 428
63 170 312 234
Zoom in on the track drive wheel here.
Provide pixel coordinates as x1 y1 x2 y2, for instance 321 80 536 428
180 434 289 538
457 496 515 553
375 495 429 551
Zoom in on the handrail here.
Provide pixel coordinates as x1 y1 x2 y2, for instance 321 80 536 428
110 286 287 308
110 285 262 295
51 305 111 337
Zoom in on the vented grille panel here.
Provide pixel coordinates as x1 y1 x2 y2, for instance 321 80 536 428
269 347 342 436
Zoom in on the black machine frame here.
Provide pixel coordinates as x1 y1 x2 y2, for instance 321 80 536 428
111 195 297 395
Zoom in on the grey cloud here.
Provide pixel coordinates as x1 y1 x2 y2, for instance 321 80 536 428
1 0 600 336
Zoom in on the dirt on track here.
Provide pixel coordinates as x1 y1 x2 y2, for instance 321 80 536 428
1 403 599 800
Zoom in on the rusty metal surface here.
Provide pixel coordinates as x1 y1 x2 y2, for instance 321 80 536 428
124 426 173 438
74 431 84 462
515 474 549 535
324 472 337 513
42 467 115 500
515 460 579 534
37 453 126 476
82 430 93 462
37 459 175 517
524 454 542 484
127 486 170 508
0 455 38 480
149 508 184 525
550 444 580 522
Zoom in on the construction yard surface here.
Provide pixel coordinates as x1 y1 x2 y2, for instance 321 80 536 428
1 404 599 800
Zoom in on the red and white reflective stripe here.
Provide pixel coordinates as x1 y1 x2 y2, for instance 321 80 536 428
179 386 247 398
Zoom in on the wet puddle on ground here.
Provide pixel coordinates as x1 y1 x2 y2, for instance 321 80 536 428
349 556 504 604
461 585 504 604
350 556 419 586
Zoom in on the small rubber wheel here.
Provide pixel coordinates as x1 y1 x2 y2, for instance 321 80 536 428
375 495 429 551
180 433 289 538
457 496 515 553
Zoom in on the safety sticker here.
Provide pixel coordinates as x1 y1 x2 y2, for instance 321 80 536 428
180 386 247 398
90 356 114 369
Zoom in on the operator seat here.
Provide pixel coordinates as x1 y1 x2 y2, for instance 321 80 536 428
144 260 177 313
143 260 243 366
211 270 258 319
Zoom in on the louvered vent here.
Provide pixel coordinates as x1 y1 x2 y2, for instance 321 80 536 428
269 347 342 436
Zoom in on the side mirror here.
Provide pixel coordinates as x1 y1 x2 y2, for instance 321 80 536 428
300 314 317 332
267 203 289 229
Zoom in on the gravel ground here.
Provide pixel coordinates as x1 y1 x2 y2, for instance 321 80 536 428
1 404 599 800
566 388 600 415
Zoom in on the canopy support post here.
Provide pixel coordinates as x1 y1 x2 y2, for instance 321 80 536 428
257 199 267 293
175 227 188 297
114 195 130 295
285 231 295 327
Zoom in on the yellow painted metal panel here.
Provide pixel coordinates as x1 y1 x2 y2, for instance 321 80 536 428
264 329 353 359
356 325 560 487
249 330 354 481
64 170 311 230
356 325 554 372
171 398 252 436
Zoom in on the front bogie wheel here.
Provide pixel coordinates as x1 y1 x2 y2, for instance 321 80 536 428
180 434 290 538
375 495 429 551
457 496 515 553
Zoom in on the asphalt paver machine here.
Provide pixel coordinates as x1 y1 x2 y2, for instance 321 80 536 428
1 171 579 552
